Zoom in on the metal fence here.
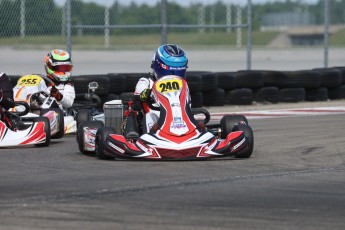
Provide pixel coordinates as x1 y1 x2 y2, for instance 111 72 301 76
0 0 344 76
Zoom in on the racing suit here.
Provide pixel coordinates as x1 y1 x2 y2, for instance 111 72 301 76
134 74 160 133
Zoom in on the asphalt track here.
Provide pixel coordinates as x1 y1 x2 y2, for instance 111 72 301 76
1 101 345 230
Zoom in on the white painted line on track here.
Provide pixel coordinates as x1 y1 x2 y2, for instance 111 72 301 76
209 106 345 120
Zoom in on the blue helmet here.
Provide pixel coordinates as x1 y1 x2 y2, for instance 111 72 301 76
151 44 188 79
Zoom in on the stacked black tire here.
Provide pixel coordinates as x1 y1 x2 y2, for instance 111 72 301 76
7 66 345 107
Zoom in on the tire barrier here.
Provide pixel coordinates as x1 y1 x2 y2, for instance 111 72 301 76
7 66 345 107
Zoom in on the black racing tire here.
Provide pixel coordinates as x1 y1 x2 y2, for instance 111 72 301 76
190 92 203 108
34 116 51 147
203 88 225 106
220 115 248 139
226 88 253 105
77 121 104 154
328 85 345 99
279 88 306 102
258 70 287 88
186 73 202 93
76 109 92 129
216 72 236 91
188 71 217 92
40 108 64 139
253 86 280 104
282 70 320 88
200 71 218 92
95 127 116 160
331 67 345 84
313 68 342 88
234 70 264 88
305 87 328 101
232 124 254 158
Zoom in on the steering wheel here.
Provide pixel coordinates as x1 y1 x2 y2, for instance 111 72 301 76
191 108 211 125
31 90 50 106
10 101 30 117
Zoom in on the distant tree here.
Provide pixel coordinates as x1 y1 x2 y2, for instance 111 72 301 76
0 0 20 36
25 0 61 35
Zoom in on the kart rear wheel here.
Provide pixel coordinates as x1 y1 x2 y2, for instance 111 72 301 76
232 124 254 158
95 127 115 160
77 121 103 154
41 108 65 139
76 109 92 129
34 117 51 147
220 115 248 139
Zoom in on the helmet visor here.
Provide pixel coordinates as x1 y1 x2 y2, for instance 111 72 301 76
54 64 73 72
48 62 73 72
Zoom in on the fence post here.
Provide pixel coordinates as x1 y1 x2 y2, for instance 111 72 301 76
161 0 168 45
246 0 252 70
66 0 72 56
105 6 110 48
324 0 329 68
20 0 25 38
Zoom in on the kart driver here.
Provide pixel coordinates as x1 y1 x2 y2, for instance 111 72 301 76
13 49 75 111
44 49 75 109
133 44 189 133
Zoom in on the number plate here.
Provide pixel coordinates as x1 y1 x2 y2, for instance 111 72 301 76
156 79 183 94
17 75 42 86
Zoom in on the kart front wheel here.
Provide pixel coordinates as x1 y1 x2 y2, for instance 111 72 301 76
77 121 103 154
220 115 248 139
232 124 254 158
95 127 115 160
34 117 51 147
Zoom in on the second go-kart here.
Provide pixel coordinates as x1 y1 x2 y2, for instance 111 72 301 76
13 74 67 138
0 101 50 147
77 75 254 160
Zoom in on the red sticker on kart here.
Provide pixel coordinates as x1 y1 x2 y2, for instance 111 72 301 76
156 79 183 94
17 75 42 86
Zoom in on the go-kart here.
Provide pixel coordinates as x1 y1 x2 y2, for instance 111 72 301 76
13 74 67 138
0 101 50 147
77 75 254 160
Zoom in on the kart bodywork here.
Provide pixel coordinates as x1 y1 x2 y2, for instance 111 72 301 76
77 75 254 160
0 102 51 147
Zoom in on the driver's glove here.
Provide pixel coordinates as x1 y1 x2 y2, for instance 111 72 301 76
50 87 63 101
139 88 151 102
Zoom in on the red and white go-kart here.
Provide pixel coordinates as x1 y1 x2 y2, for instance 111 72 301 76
77 75 254 160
